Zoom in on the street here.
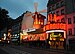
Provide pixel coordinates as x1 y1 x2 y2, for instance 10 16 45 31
0 45 68 54
0 47 8 54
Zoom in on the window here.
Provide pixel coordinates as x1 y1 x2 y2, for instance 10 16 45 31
61 9 64 15
73 16 75 23
68 29 72 35
56 3 59 8
68 18 72 24
61 18 65 23
52 5 55 10
61 1 64 7
74 28 75 35
49 7 52 11
56 11 59 16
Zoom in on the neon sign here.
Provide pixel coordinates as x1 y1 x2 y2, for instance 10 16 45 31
50 32 62 38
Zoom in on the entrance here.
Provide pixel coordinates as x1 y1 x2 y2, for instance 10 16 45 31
47 30 66 49
49 40 64 49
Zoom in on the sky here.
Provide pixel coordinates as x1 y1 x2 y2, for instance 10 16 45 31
0 0 48 19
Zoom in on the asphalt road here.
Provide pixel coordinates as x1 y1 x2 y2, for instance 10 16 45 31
0 45 75 54
0 47 8 54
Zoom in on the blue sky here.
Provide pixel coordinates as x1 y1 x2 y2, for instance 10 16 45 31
0 0 48 19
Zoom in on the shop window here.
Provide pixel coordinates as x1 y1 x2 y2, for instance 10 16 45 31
73 16 75 23
56 11 59 16
68 29 72 35
68 18 72 24
61 9 64 15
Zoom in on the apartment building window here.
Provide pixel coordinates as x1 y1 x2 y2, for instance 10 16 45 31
56 3 59 8
74 28 75 35
56 11 59 16
61 18 65 23
73 16 75 23
61 1 64 7
61 9 64 15
52 5 55 10
68 29 72 35
68 18 72 24
49 7 52 11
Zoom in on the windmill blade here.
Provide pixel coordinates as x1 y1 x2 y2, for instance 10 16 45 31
39 9 47 13
34 2 38 11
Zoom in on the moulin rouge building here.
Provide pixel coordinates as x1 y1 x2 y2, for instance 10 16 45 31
21 0 75 49
21 10 66 49
47 0 75 49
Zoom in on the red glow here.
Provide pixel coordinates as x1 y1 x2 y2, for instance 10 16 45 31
44 23 66 30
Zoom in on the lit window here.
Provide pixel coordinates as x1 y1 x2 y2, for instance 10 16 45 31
73 16 75 23
68 18 72 24
68 29 72 35
61 9 64 15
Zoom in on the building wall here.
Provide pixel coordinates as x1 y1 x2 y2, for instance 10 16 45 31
65 0 74 14
66 12 75 39
47 0 75 45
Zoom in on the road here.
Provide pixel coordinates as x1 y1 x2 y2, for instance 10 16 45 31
0 45 64 54
0 45 74 54
0 47 8 54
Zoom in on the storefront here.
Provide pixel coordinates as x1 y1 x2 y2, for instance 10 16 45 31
46 30 66 49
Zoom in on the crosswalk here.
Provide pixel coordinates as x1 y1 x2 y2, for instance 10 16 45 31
0 46 31 54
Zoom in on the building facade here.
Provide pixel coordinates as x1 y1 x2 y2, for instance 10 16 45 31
11 13 24 44
47 0 75 48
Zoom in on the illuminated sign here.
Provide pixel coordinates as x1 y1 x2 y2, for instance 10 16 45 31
46 30 66 38
50 32 62 38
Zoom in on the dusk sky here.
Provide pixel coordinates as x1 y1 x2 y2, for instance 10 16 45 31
0 0 48 19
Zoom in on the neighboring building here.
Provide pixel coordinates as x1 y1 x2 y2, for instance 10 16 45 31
0 27 8 43
11 13 24 43
47 0 75 48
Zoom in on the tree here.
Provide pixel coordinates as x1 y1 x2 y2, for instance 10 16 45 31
0 7 10 30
